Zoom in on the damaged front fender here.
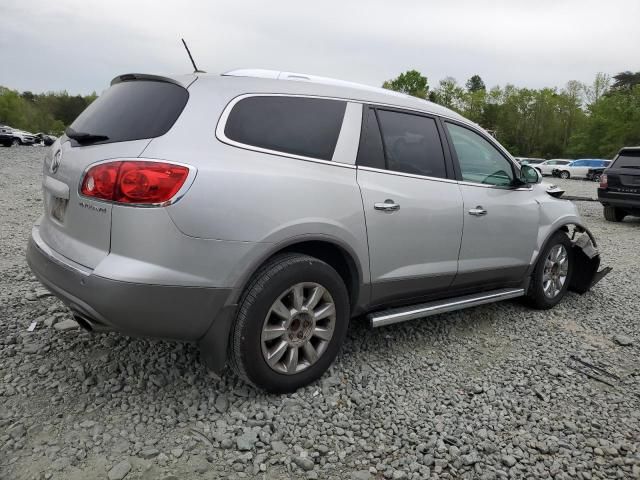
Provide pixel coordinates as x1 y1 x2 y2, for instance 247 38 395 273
568 227 612 294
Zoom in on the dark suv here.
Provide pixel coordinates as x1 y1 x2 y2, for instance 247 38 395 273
598 146 640 221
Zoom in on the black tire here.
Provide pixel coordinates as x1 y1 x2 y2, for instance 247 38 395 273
229 253 350 393
559 170 570 179
525 231 574 310
12 138 20 146
592 174 602 183
1 141 11 147
603 206 625 222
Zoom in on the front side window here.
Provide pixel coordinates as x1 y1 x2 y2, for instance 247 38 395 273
572 160 586 167
445 123 514 186
376 110 447 178
224 96 347 161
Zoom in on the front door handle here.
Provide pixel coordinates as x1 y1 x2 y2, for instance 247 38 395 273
468 206 487 216
374 199 401 212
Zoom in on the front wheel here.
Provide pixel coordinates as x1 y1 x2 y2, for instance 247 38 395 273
592 174 602 183
525 231 573 309
559 171 570 179
12 138 21 146
229 253 350 393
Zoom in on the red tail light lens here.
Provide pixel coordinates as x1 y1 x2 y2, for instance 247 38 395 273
599 174 608 189
81 161 190 205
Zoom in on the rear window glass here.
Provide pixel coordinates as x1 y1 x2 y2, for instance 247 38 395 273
224 96 346 161
377 110 447 178
356 107 385 169
69 80 188 145
613 151 640 168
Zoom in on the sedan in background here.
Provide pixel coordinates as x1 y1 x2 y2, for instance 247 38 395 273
11 129 37 146
553 159 611 179
535 159 572 176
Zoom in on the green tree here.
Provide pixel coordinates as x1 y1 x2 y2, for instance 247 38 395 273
382 70 428 99
611 71 640 92
465 75 486 93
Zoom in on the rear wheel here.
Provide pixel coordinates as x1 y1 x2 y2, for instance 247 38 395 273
603 206 625 222
592 173 602 183
12 138 21 146
525 231 573 309
229 253 350 393
559 170 570 179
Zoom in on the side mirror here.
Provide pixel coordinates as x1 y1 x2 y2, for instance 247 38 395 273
520 165 541 184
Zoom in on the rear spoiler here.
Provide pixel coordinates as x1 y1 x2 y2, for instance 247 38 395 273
110 73 198 89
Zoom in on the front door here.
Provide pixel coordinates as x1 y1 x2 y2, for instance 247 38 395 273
443 121 539 289
356 106 463 306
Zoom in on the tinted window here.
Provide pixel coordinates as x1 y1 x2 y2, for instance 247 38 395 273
572 160 587 166
69 80 188 145
446 123 514 186
376 110 446 178
356 107 385 169
224 96 346 161
613 151 640 168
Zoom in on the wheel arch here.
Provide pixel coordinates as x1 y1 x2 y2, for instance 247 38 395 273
228 235 367 315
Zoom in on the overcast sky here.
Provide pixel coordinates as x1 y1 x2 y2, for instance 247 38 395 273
1 0 638 95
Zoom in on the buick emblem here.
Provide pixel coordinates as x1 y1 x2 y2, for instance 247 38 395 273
50 150 62 174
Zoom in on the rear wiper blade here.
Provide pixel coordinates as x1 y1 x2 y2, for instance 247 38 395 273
65 127 109 144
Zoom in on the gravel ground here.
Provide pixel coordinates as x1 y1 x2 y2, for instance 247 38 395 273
1 147 639 480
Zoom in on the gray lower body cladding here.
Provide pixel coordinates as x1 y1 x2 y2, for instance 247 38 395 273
27 229 231 341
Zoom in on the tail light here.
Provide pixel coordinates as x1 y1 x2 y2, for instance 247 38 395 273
599 174 608 189
81 160 190 205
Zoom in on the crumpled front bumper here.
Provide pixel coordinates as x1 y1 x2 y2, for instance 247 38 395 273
569 228 612 294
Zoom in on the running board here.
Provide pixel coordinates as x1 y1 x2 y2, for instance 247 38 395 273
368 288 525 328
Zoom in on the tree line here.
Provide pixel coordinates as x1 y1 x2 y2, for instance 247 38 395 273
0 87 97 135
383 70 640 159
1 69 638 158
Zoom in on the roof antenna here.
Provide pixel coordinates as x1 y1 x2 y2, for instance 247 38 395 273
181 38 205 73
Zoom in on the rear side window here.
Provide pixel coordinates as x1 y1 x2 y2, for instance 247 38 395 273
613 151 640 168
376 110 447 178
224 96 346 161
356 107 385 169
69 80 188 144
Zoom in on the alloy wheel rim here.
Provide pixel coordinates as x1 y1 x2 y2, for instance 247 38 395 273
542 244 569 298
261 282 336 374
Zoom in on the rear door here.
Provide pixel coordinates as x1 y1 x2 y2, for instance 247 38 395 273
443 121 539 289
39 77 190 268
356 106 463 305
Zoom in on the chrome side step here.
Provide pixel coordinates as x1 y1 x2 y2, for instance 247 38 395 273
368 288 525 328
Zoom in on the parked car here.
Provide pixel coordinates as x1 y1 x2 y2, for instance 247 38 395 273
0 125 13 147
26 70 610 392
35 133 57 146
553 159 611 179
586 167 606 183
534 159 573 176
11 129 37 146
598 146 640 221
516 157 545 166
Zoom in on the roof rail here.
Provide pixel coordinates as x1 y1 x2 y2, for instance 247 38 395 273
222 69 409 99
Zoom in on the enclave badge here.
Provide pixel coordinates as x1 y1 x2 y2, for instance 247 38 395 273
50 150 62 174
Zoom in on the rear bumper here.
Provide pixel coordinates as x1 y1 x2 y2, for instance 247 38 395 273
26 225 231 341
598 189 640 210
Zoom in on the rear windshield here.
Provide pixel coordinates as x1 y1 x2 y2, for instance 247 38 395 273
224 96 346 161
68 80 188 145
613 151 640 168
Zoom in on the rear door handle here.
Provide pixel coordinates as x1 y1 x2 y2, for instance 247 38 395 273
468 206 487 216
374 200 401 212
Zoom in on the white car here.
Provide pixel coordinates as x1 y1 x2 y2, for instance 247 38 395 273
553 159 611 179
11 129 37 146
534 159 573 176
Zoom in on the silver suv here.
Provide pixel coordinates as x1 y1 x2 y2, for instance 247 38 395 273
27 70 610 392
